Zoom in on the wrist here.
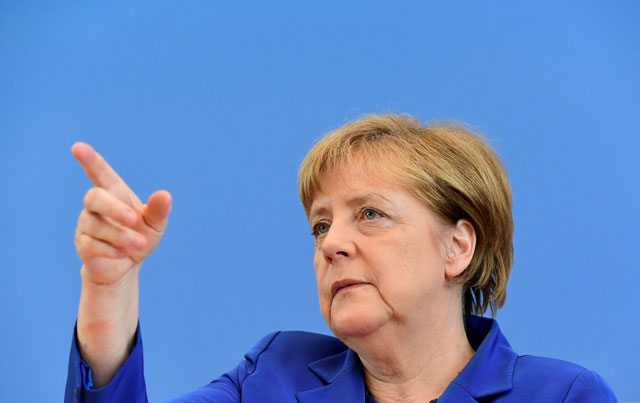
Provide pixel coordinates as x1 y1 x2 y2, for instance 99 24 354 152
77 264 140 340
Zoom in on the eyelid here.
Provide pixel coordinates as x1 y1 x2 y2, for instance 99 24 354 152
311 219 331 236
311 206 386 236
359 207 386 219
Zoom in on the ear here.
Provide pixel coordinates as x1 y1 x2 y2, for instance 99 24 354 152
444 219 476 278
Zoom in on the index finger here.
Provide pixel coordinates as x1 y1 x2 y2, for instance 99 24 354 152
71 142 134 196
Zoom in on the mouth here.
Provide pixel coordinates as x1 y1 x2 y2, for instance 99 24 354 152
331 279 367 298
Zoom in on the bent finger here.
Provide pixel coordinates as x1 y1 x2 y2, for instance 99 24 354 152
76 233 129 260
78 211 147 251
84 187 138 227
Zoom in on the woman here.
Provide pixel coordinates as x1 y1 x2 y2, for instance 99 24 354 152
65 114 616 402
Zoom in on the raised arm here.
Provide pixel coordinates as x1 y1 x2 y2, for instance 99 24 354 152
71 142 172 388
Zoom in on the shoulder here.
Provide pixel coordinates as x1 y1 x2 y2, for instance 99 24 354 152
510 355 616 402
462 316 616 402
514 354 589 380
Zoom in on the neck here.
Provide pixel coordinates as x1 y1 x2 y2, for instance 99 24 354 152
347 307 475 403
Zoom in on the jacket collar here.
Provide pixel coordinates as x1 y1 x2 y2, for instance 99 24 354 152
296 315 518 403
449 315 518 398
296 348 365 402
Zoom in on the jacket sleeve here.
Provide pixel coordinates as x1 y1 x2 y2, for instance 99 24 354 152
563 369 617 403
64 323 148 403
64 322 280 403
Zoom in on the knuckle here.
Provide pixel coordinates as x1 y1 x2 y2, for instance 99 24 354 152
83 188 98 207
86 215 101 235
82 236 102 257
76 233 89 255
78 233 90 247
77 209 89 227
78 212 98 235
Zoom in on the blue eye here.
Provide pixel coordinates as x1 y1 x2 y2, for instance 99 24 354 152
362 208 383 220
312 222 330 236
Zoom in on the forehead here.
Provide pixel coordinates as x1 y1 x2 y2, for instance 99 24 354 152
300 144 421 216
319 157 399 190
308 158 413 214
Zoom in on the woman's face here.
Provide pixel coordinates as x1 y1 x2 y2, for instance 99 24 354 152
310 159 456 341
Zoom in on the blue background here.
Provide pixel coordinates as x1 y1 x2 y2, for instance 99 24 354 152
1 1 638 401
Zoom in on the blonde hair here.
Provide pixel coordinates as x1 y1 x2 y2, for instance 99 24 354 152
298 113 513 317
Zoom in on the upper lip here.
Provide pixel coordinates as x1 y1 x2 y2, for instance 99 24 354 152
331 279 367 297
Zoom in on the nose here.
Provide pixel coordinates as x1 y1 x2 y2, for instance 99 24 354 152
321 219 356 264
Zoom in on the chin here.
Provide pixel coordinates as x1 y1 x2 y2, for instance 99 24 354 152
330 305 389 339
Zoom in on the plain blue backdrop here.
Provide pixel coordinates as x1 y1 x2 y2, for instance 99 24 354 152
1 1 638 401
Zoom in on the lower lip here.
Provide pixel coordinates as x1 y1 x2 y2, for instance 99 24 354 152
336 283 366 295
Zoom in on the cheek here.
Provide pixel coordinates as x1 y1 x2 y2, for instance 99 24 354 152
313 252 324 285
375 235 443 302
313 253 331 319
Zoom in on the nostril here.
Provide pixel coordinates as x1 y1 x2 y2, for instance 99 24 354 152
337 251 348 257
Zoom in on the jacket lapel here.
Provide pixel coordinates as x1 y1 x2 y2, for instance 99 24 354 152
296 316 517 403
296 349 365 403
439 315 518 402
437 383 480 403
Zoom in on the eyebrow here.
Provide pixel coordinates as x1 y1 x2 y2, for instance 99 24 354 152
309 193 393 220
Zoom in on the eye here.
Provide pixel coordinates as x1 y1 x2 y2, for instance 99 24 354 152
361 208 384 220
312 221 330 236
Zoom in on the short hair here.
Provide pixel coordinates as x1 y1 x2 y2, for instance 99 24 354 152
298 113 513 317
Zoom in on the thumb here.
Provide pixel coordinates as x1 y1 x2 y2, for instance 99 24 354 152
143 190 172 232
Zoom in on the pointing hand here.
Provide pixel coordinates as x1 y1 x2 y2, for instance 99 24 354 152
72 142 172 286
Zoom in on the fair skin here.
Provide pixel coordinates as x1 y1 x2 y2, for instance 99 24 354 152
71 142 172 387
71 144 476 401
309 159 477 403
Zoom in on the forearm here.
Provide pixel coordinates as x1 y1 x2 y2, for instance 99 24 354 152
69 143 171 393
76 264 141 388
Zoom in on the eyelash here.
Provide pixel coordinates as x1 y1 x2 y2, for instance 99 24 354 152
311 222 329 237
311 207 386 237
360 207 384 221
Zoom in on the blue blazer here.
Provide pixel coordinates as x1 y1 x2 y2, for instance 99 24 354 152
65 315 616 402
